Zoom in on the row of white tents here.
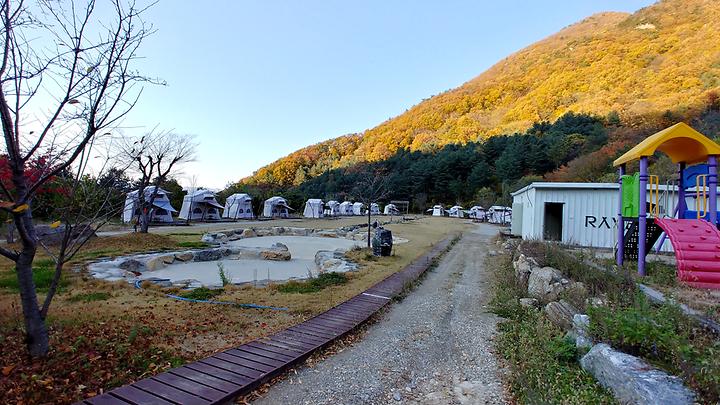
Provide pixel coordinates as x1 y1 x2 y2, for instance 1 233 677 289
121 189 401 223
426 204 512 224
122 188 258 223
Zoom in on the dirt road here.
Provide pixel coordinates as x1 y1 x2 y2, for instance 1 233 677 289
253 223 506 404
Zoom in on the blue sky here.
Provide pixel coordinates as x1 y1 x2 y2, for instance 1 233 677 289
124 0 655 189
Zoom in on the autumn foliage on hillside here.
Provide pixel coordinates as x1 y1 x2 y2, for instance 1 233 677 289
244 0 720 188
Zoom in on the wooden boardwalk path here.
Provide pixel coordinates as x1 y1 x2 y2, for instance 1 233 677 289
77 237 454 405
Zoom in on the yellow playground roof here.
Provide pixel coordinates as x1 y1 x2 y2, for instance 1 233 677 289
613 122 720 166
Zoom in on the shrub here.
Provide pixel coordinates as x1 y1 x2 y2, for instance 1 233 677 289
277 272 348 294
217 262 230 287
68 292 112 302
178 287 224 301
589 294 720 402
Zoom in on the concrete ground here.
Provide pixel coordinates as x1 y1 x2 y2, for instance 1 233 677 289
253 223 507 405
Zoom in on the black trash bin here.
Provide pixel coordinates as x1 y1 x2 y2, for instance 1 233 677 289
372 228 393 256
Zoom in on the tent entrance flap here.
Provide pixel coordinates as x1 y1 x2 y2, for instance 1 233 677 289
153 200 178 213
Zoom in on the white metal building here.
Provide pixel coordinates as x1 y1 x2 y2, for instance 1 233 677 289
222 193 253 219
511 182 679 251
179 189 224 221
369 203 380 215
303 199 324 218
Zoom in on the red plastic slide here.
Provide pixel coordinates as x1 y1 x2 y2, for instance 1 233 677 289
654 218 720 289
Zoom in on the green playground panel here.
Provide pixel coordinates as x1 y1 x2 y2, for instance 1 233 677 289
622 173 639 218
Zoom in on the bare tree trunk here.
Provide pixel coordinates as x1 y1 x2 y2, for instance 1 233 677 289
140 210 150 233
15 209 48 357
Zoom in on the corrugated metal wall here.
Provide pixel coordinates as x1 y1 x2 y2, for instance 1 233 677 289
513 186 675 251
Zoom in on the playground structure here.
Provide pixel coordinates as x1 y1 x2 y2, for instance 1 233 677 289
614 122 720 289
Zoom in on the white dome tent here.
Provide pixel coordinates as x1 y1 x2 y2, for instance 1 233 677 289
324 200 340 216
222 193 253 219
339 201 353 216
384 203 400 215
303 199 324 218
122 186 177 224
448 205 465 218
352 202 364 216
488 205 512 224
263 196 292 218
179 189 224 221
369 203 381 215
469 206 486 220
426 205 445 217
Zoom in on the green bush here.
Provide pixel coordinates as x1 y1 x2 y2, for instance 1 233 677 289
488 249 615 404
178 287 224 301
68 292 112 302
497 309 616 404
0 259 66 292
589 294 720 402
277 272 348 294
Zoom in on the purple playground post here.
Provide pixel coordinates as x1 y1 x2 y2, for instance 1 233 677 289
709 155 718 225
617 164 625 266
678 162 686 218
638 157 648 276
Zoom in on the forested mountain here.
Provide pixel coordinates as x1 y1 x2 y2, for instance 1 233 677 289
241 0 720 189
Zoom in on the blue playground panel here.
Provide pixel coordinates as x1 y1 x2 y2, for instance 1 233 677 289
682 210 720 224
683 164 708 189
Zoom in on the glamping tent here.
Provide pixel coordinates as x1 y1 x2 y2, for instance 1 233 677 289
469 206 486 220
369 203 381 215
303 199 324 218
263 196 292 218
488 206 512 224
324 200 340 217
122 186 176 224
352 202 364 216
426 205 445 216
339 201 354 216
222 193 253 219
179 189 224 221
384 203 400 215
448 205 465 218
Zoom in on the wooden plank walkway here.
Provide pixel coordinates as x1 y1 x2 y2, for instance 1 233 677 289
78 237 454 405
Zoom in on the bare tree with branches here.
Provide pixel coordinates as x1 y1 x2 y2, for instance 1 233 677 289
0 0 157 357
351 167 390 248
118 129 195 232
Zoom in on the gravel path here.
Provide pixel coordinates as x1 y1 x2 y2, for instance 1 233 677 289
253 223 507 405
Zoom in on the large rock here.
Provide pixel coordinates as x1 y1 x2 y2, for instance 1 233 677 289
174 252 194 262
314 229 339 238
193 249 223 262
573 314 593 349
519 298 539 308
118 259 144 272
260 246 291 261
145 255 171 271
527 266 568 302
513 254 537 286
201 232 228 244
580 344 696 405
544 300 580 330
241 228 256 238
315 249 358 273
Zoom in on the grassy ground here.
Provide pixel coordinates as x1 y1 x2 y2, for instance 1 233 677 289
488 248 617 404
517 241 720 404
0 216 470 404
